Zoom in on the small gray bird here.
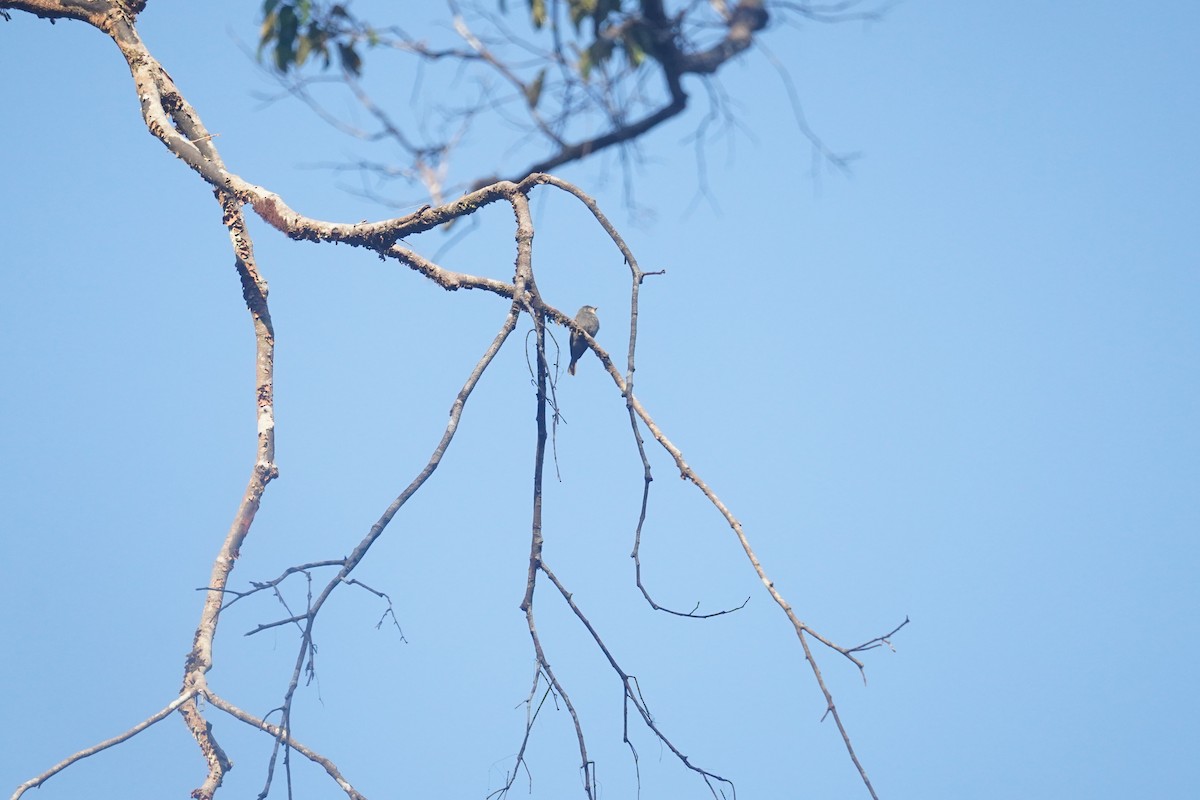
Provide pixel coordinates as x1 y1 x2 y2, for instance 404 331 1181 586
568 305 600 375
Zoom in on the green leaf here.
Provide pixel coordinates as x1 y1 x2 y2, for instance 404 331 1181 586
258 9 277 49
277 5 298 44
579 39 613 81
524 68 546 109
295 32 311 66
338 42 363 76
590 37 614 66
569 0 595 32
623 24 652 68
623 35 645 68
273 40 294 72
578 47 592 81
274 5 298 70
529 0 547 28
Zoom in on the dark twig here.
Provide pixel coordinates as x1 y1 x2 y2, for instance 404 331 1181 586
540 561 735 799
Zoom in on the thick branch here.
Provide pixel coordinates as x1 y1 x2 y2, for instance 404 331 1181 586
0 0 142 28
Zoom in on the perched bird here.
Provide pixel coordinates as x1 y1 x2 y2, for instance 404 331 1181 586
568 305 600 375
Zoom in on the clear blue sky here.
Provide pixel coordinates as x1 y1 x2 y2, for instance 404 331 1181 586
2 3 1197 799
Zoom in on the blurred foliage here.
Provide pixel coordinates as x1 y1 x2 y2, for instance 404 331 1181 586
258 1 365 75
258 0 653 80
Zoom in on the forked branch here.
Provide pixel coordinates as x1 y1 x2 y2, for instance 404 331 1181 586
6 4 903 800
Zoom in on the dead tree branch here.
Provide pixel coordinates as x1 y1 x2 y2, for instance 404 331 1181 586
5 4 903 799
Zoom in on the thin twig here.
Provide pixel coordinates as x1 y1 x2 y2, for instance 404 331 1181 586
10 691 197 800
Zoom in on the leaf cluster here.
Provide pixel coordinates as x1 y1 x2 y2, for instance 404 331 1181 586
258 0 651 82
258 0 370 75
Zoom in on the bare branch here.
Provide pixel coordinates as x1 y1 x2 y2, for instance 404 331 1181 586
540 560 736 798
205 692 368 800
11 691 196 800
4 8 904 800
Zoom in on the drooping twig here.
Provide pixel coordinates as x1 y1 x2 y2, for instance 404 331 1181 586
540 558 736 799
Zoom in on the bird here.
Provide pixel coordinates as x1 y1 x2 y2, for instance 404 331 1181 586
568 305 600 375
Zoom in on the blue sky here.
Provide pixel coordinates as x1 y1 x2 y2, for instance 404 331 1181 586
2 2 1197 799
